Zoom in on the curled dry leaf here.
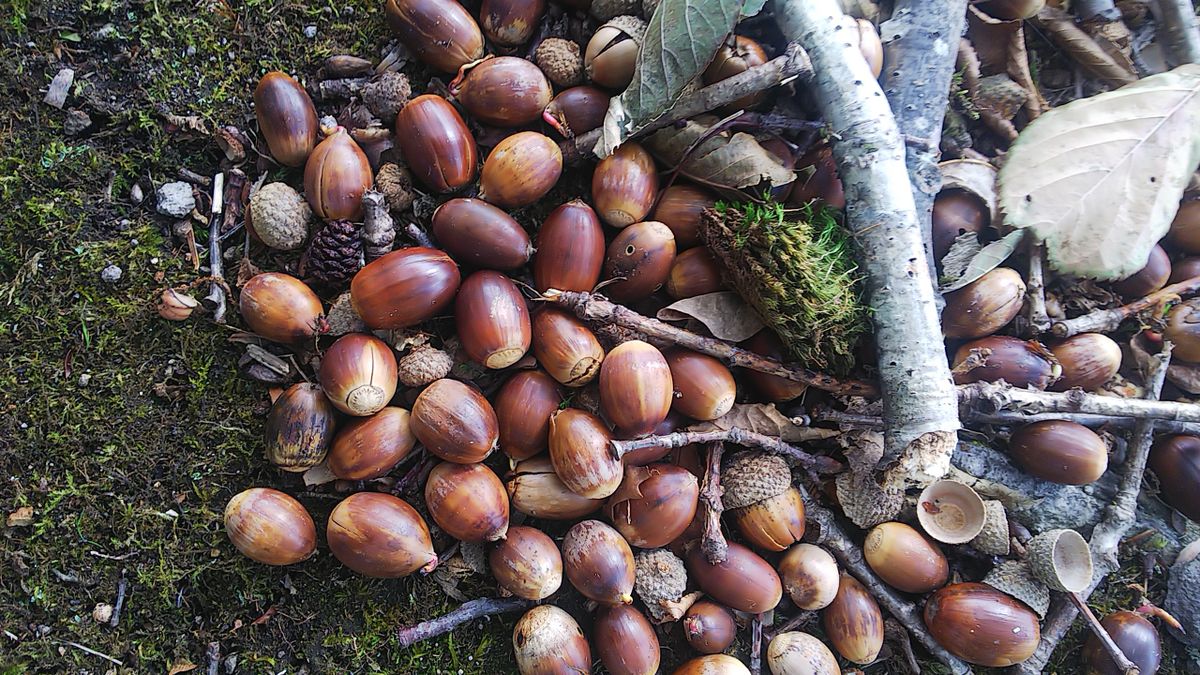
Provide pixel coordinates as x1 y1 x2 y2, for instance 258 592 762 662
965 6 1023 76
644 117 795 191
939 229 1026 292
1033 6 1137 87
687 402 839 442
939 158 999 224
657 291 765 341
1130 332 1200 394
1000 65 1200 280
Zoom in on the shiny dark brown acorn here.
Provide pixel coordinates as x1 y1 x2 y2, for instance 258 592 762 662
506 455 604 520
593 605 660 675
533 200 606 293
326 492 437 577
319 333 398 416
1114 244 1171 298
239 272 325 343
455 271 531 369
254 71 318 167
787 146 844 210
410 378 500 463
304 126 373 220
686 541 782 613
653 183 717 250
224 487 317 565
941 267 1026 339
264 382 337 472
605 464 699 548
931 189 988 261
327 407 417 480
384 0 484 73
863 522 949 593
1049 333 1122 392
494 370 563 461
478 131 563 209
1168 200 1200 254
924 582 1041 667
682 600 737 655
562 519 636 605
593 142 658 228
1169 255 1200 284
424 461 510 542
666 247 725 299
952 335 1060 389
743 330 808 402
823 573 884 665
395 94 478 193
1008 420 1108 485
1082 611 1162 675
453 57 552 127
480 0 545 46
512 605 591 674
976 0 1046 20
489 525 562 600
548 408 622 499
430 198 532 271
1148 434 1200 522
603 221 677 303
703 35 770 111
1164 299 1200 362
543 85 608 139
672 655 751 675
664 348 736 421
531 308 605 387
350 247 461 329
600 340 673 436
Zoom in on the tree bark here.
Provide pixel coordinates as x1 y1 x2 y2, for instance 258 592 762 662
775 0 960 485
1153 0 1200 66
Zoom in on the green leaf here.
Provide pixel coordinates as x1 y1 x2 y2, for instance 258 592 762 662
939 229 1026 292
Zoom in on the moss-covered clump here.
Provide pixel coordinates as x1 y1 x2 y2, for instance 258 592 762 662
701 201 866 374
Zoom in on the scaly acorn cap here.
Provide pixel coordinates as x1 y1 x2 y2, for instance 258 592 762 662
396 345 454 388
604 15 647 44
835 471 903 529
1026 528 1093 593
634 548 687 623
248 182 312 251
983 559 1050 618
722 451 791 509
534 38 584 88
970 500 1011 556
590 0 641 21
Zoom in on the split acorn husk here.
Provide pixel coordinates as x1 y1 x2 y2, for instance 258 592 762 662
411 378 499 463
326 491 437 577
264 382 338 472
703 35 770 111
488 525 562 600
254 71 318 167
683 600 737 655
318 333 398 416
224 487 316 566
562 519 636 605
239 272 325 344
822 572 884 665
533 199 607 293
593 604 661 675
600 340 673 437
532 307 605 388
506 454 604 520
430 198 533 271
424 461 509 543
455 270 531 369
350 247 461 330
548 407 622 499
924 582 1041 667
605 463 700 548
494 370 563 461
327 407 417 480
584 16 645 90
512 605 591 675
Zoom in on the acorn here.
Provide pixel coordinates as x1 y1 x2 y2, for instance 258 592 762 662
319 333 398 416
326 492 437 577
224 487 316 566
506 454 604 519
1083 611 1162 675
924 582 1041 666
455 271 531 369
952 335 1061 389
941 267 1026 339
687 541 782 613
562 519 636 605
1164 298 1200 362
683 601 737 654
532 308 606 387
703 36 770 111
982 559 1050 618
851 18 884 78
931 189 988 261
664 348 736 421
603 221 677 303
605 464 699 548
239 272 325 344
1168 200 1200 254
1169 255 1200 284
264 382 337 472
430 198 533 271
384 0 484 73
666 247 726 299
542 85 607 138
600 340 673 436
303 126 373 221
1148 434 1200 522
350 247 461 330
652 183 717 250
593 605 661 675
158 287 200 321
452 57 553 127
548 407 622 499
535 38 585 89
976 0 1047 21
478 132 562 209
327 407 417 480
480 0 546 46
777 543 840 610
1008 420 1108 485
254 71 318 167
1114 244 1171 298
495 370 563 461
672 655 751 675
513 605 591 674
593 142 658 228
584 16 646 90
533 200 606 293
425 461 509 543
787 146 844 210
489 525 562 600
722 452 805 552
395 94 478 193
1049 332 1122 391
634 548 690 623
863 522 949 593
766 632 840 675
620 411 688 465
742 330 808 402
822 573 884 665
410 378 499 463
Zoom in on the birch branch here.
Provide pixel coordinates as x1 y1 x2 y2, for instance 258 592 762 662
1051 273 1200 337
958 379 1200 423
1153 0 1200 66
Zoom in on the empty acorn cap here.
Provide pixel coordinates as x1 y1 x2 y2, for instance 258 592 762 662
1027 528 1093 593
835 472 904 529
634 548 688 623
983 559 1051 618
723 452 791 509
916 480 986 544
970 500 1011 556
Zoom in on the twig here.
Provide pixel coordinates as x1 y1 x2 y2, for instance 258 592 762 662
813 402 1200 435
395 597 534 648
109 568 128 628
884 618 922 675
698 442 728 565
205 641 220 675
203 173 228 323
1009 343 1172 674
1051 274 1200 337
313 77 368 101
362 190 395 262
405 223 434 249
542 290 878 397
1025 241 1051 335
611 429 842 475
55 641 123 666
1032 7 1137 88
220 169 247 236
1068 591 1141 674
750 612 764 675
958 379 1200 423
179 167 212 187
1153 0 1200 66
765 610 816 640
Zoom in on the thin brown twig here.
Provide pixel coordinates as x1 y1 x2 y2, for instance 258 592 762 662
1051 274 1200 337
203 173 228 323
750 612 764 675
1068 592 1140 674
957 379 1200 423
395 597 534 648
698 441 728 565
812 404 1200 435
1025 241 1051 335
611 429 842 475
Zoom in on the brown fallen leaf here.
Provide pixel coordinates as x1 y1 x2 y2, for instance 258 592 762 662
687 403 838 443
645 117 795 191
657 292 765 342
167 660 198 675
7 506 34 528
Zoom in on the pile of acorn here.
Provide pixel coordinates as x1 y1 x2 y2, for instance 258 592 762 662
161 0 1199 672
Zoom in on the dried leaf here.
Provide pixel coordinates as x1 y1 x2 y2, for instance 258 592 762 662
7 506 34 527
939 158 999 224
966 7 1022 75
302 462 337 487
1000 65 1200 280
645 117 794 190
688 403 839 442
940 229 1026 292
657 291 765 341
167 661 198 675
1032 6 1137 87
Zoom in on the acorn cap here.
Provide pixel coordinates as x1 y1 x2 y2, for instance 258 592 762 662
324 292 367 336
375 163 415 214
983 559 1051 618
590 0 641 20
535 38 584 88
249 182 312 251
634 548 688 623
915 479 986 544
1027 528 1093 593
970 500 1011 556
396 345 454 388
723 452 791 509
835 471 903 529
363 71 412 122
605 15 647 44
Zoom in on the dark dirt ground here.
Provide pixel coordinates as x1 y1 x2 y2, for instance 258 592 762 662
0 0 1191 673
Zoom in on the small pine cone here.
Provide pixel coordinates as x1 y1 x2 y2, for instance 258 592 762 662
306 220 363 287
375 163 415 213
363 72 412 122
591 0 641 20
397 345 454 387
535 38 584 88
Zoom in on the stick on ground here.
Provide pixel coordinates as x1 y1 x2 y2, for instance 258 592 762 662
1051 274 1200 337
699 441 728 565
395 597 534 648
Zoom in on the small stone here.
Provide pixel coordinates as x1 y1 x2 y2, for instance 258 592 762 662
130 184 144 203
78 373 92 387
156 181 196 218
91 603 114 623
64 109 92 135
100 264 123 283
304 25 317 38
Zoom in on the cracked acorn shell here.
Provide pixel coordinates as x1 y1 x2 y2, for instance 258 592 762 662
672 655 751 675
863 521 949 594
983 559 1050 618
506 455 603 520
970 499 1011 556
548 407 622 499
767 631 840 675
328 407 417 480
1050 332 1122 392
592 142 658 228
594 604 661 675
239 272 325 344
778 543 840 610
410 378 499 463
455 270 531 369
489 525 562 600
924 582 1040 667
585 16 646 90
264 382 338 472
319 333 398 416
513 605 591 675
600 340 673 437
326 492 437 577
634 548 688 623
941 267 1026 339
384 0 483 73
605 463 699 548
532 308 606 387
703 35 770 111
533 199 606 294
1026 528 1093 593
224 487 317 566
562 519 636 605
822 573 884 665
683 600 736 655
424 461 509 543
687 541 782 613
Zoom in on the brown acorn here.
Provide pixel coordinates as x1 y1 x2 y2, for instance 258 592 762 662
653 184 717 250
327 407 417 480
303 126 373 221
455 271 531 369
543 85 608 139
863 522 949 593
512 605 591 675
506 454 604 520
488 525 562 600
605 464 699 548
931 189 988 261
480 0 546 46
424 461 509 543
533 200 606 293
924 582 1041 667
952 335 1060 389
603 221 677 303
593 605 660 675
453 57 552 127
430 198 533 271
1114 243 1171 299
584 16 645 90
254 71 318 167
239 272 325 344
395 94 478 193
600 340 673 436
742 330 808 402
562 519 636 605
593 142 658 228
478 131 563 209
1164 298 1200 362
672 655 751 675
494 370 563 461
703 36 770 111
1082 611 1162 675
1169 255 1200 284
777 543 840 610
1168 200 1200 254
410 378 499 463
548 408 622 499
767 632 840 675
1148 434 1200 522
264 382 338 472
666 247 725 299
822 573 884 665
326 492 437 577
1008 420 1108 485
682 600 737 655
384 0 484 73
532 308 605 387
686 541 782 613
224 488 317 566
1049 332 1122 392
664 348 736 421
941 267 1026 339
319 333 398 416
787 146 844 210
350 247 461 330
722 452 805 552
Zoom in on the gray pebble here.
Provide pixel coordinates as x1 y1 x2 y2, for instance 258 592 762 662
304 25 317 39
156 181 195 218
100 264 122 283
